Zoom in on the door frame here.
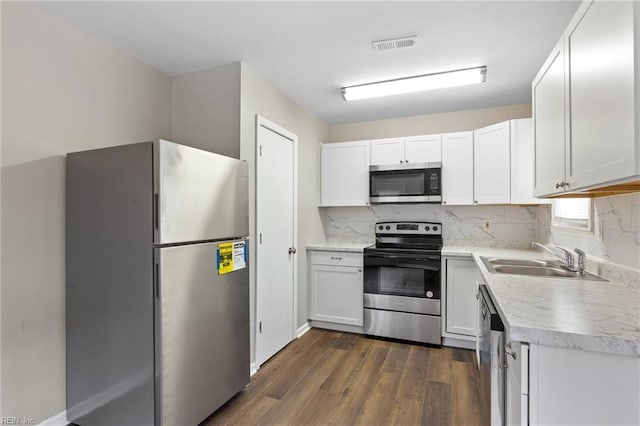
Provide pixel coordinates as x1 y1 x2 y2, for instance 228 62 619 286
255 115 298 366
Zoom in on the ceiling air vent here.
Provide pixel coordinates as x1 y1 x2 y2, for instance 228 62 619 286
372 35 417 52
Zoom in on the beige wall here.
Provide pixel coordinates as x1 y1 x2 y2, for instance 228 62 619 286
239 63 327 365
172 63 241 158
328 104 532 142
1 2 172 422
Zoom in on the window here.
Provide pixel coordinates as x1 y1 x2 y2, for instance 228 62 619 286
552 198 592 231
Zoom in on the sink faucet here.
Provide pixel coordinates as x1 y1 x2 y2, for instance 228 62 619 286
574 248 586 276
531 242 577 272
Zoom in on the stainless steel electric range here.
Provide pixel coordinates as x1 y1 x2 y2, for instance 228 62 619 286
363 221 442 345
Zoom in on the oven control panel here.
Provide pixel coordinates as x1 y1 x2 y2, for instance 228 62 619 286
375 221 441 235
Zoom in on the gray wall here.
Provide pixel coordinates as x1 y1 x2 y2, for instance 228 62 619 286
240 63 327 365
172 63 241 158
328 104 532 142
1 2 172 421
169 61 328 371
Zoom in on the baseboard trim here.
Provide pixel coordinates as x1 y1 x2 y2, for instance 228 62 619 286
37 410 67 426
250 362 259 377
442 336 476 350
309 320 363 334
296 322 310 338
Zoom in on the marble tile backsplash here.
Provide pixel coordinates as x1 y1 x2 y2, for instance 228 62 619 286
324 204 539 248
539 193 640 272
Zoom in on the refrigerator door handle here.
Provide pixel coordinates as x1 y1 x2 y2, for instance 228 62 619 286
153 193 159 230
154 262 160 298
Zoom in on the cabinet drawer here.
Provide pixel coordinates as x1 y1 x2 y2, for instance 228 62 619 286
310 251 363 267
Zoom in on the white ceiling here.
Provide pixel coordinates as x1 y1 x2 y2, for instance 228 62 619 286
31 1 580 124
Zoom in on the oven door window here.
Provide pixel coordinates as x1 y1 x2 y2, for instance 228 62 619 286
370 170 426 197
364 255 440 299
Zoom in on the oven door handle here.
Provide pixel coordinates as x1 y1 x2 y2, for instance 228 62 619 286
396 263 440 271
364 253 441 261
365 254 441 271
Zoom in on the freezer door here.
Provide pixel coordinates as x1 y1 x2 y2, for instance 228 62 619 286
157 240 250 426
156 140 249 244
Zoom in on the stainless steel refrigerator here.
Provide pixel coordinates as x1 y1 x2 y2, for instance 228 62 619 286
66 140 250 426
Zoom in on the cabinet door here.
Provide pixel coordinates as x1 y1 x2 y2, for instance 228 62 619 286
370 137 405 165
321 141 370 206
442 132 474 205
566 1 635 189
404 134 442 163
445 258 478 336
506 341 529 426
474 121 511 204
310 264 363 326
506 357 524 426
532 40 566 197
510 119 551 205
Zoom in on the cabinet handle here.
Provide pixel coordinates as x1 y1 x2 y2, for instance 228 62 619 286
556 181 570 189
443 201 447 205
474 201 478 205
505 342 516 360
358 269 362 272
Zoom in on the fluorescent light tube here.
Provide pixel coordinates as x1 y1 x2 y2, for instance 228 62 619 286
341 66 487 101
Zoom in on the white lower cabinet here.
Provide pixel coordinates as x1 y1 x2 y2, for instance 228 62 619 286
505 341 640 425
443 256 478 339
506 340 529 426
309 251 363 326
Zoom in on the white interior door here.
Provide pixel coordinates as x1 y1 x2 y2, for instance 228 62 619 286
256 117 297 367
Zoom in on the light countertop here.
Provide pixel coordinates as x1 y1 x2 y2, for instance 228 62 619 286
306 241 373 253
443 246 640 358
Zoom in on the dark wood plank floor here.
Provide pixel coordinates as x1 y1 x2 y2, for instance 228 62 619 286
202 329 480 426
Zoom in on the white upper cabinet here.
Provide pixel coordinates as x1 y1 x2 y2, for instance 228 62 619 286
405 134 442 163
442 131 474 205
321 141 370 206
474 121 511 204
533 0 639 197
511 119 551 204
533 40 566 197
566 0 636 189
370 137 404 165
370 135 442 165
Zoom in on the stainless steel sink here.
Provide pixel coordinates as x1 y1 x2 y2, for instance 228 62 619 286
492 265 580 277
480 256 608 281
483 257 562 268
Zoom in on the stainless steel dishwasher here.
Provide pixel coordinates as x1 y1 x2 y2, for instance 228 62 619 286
478 284 505 426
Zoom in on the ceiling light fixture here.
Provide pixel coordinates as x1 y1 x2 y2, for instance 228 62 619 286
341 66 487 101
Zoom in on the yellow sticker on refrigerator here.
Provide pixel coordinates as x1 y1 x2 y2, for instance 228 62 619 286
217 240 247 275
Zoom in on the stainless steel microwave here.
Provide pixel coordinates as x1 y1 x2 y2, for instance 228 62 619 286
369 162 442 204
